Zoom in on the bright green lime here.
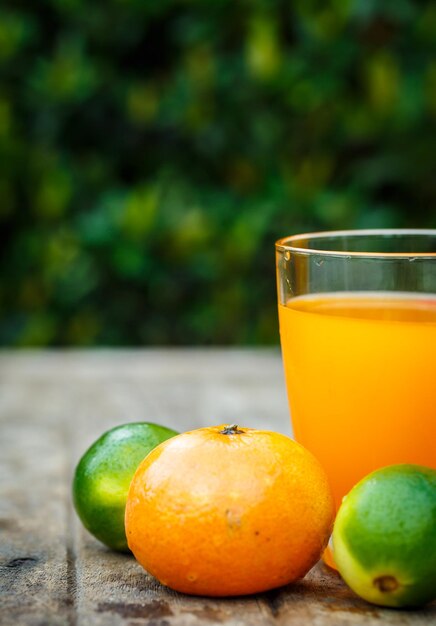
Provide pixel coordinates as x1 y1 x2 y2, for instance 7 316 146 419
72 422 178 551
333 464 436 608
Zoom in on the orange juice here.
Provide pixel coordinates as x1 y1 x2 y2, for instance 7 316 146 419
279 292 436 511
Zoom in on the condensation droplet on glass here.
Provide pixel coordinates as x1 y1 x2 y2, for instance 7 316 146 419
409 257 418 263
284 251 291 261
315 259 324 267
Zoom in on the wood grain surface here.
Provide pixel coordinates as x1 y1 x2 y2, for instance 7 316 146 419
0 350 435 626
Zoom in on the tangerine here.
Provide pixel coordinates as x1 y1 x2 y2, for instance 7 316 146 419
125 424 334 596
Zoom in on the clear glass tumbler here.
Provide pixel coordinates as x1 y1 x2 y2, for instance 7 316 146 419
276 229 436 541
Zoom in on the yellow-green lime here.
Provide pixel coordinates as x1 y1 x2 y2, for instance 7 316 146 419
333 464 436 608
72 422 178 551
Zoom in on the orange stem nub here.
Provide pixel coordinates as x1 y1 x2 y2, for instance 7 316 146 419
220 424 244 435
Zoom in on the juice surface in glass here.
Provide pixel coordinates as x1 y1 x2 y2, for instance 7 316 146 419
279 291 436 511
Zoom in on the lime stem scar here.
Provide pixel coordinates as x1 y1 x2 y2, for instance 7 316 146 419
373 576 399 592
220 424 244 435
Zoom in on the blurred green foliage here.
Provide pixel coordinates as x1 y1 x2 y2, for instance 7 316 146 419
1 0 436 346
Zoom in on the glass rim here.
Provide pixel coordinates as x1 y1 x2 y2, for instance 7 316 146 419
275 229 436 259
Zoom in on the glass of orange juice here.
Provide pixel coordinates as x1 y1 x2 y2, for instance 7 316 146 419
276 229 436 565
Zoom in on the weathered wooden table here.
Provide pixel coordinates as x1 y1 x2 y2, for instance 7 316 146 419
1 350 434 626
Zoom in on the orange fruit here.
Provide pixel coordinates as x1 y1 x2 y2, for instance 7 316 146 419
125 424 334 596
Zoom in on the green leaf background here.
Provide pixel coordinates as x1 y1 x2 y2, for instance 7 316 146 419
1 1 435 345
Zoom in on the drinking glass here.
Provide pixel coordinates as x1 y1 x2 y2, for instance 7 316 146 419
276 230 436 563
